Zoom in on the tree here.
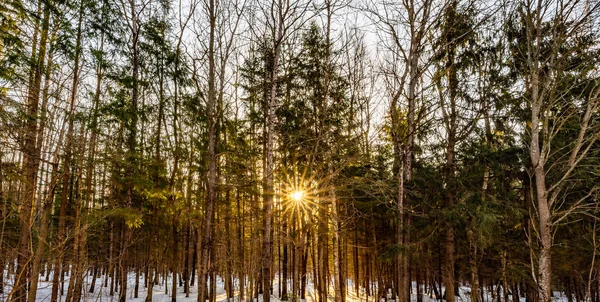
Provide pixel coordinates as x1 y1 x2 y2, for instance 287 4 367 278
11 0 51 299
254 0 310 301
508 0 600 300
432 2 484 300
365 0 443 300
2 1 600 302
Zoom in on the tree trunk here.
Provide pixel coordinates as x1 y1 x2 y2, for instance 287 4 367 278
530 42 552 302
26 22 59 302
12 1 50 301
198 0 217 299
262 6 283 302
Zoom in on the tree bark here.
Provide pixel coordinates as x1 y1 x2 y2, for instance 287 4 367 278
198 0 217 299
262 4 284 302
13 1 50 300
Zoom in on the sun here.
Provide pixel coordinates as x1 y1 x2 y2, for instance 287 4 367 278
290 190 304 202
279 166 322 219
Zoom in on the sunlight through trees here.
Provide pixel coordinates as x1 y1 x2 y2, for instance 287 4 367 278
1 0 599 301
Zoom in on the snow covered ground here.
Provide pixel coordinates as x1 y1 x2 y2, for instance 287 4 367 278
3 271 205 302
1 271 566 302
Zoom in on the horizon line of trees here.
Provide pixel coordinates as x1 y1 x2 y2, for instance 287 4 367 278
1 0 599 301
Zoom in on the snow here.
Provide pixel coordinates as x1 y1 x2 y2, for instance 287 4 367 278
0 270 567 302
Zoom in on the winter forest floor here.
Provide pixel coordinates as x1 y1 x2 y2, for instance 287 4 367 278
2 271 568 302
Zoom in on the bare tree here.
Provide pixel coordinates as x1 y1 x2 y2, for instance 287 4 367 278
192 0 244 300
254 1 310 301
11 0 51 300
364 0 443 300
516 0 600 300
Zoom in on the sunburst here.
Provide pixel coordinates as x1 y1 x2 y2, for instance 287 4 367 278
278 163 335 224
290 190 305 202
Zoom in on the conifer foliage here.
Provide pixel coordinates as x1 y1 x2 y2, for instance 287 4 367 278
0 0 599 301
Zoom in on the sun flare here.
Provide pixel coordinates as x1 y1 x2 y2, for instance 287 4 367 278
290 190 304 202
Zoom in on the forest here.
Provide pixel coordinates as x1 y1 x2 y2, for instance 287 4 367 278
1 0 600 301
